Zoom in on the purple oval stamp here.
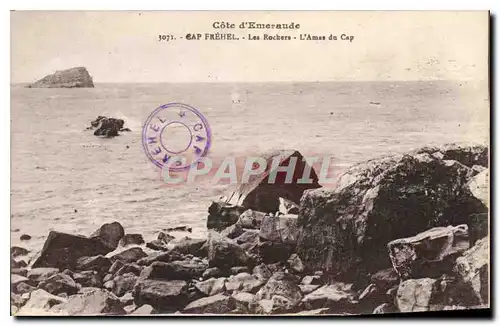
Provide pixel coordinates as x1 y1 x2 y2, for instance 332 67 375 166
142 103 211 171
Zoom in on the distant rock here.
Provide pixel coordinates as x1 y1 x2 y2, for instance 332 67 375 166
27 67 94 88
87 116 130 138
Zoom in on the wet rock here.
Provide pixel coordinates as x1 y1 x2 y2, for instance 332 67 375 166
287 254 305 273
164 225 192 233
133 279 188 312
51 288 125 315
252 263 273 281
109 247 147 264
76 255 111 274
396 278 437 312
237 209 267 229
388 225 469 279
224 150 321 213
20 234 32 241
27 268 60 283
131 304 155 315
38 273 79 296
260 214 300 245
194 277 226 296
278 197 300 215
297 144 487 278
119 234 145 247
146 240 169 251
16 289 67 316
31 231 112 269
72 271 102 288
157 232 175 244
139 260 208 281
301 283 356 311
235 229 260 245
220 223 244 239
232 292 255 312
93 118 125 137
182 294 235 314
28 67 94 88
255 272 302 307
112 274 138 297
11 246 29 258
207 201 246 231
207 231 250 269
453 236 489 305
90 222 125 251
169 238 207 257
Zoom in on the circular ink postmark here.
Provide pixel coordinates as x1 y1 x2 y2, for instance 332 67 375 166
142 103 211 171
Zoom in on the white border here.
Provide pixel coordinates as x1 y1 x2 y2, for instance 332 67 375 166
2 1 498 325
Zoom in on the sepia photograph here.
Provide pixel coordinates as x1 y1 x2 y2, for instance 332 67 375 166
9 10 490 316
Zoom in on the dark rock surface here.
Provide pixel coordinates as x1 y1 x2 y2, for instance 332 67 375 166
27 67 94 88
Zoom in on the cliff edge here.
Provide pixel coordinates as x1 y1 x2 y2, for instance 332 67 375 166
27 67 94 88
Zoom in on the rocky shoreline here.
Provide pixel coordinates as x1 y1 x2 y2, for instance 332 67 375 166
11 144 489 316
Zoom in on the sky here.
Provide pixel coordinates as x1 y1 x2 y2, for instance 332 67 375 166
10 11 489 83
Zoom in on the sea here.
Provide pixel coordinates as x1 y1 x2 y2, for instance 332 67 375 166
10 81 489 254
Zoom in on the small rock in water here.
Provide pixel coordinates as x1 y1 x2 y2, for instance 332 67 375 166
11 246 29 258
20 234 31 241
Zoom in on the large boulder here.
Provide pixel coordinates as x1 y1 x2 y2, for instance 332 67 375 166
27 67 94 88
207 231 250 270
468 169 488 207
90 222 124 251
182 294 235 314
300 283 356 312
51 288 125 315
207 202 246 231
37 273 80 296
31 231 112 270
388 224 469 279
109 247 147 264
396 278 437 312
254 272 302 308
16 289 67 316
296 144 488 278
139 260 208 281
453 237 489 305
133 279 188 312
260 214 300 245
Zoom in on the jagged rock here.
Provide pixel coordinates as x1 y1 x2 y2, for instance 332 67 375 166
258 241 295 264
108 260 125 274
27 268 60 283
207 231 250 269
76 255 111 274
297 144 488 278
252 263 273 281
388 225 469 279
139 260 207 281
146 240 169 251
299 284 320 294
16 289 67 316
115 263 142 277
453 237 489 305
109 247 147 264
301 283 356 311
230 266 250 274
136 251 183 266
278 197 300 215
468 213 488 246
12 267 28 277
468 169 488 207
72 271 102 288
90 222 125 251
92 118 125 137
287 254 305 273
112 274 138 297
133 279 188 311
15 282 36 295
396 278 437 312
27 67 94 88
207 201 246 231
104 280 114 290
119 234 145 247
11 257 27 269
237 209 267 229
194 277 226 296
38 273 79 296
235 229 260 245
224 150 321 213
225 273 265 293
11 274 29 287
131 304 155 315
11 292 26 308
373 302 397 314
31 231 111 269
255 272 302 308
260 214 300 245
301 275 322 285
202 267 225 279
11 246 29 257
182 294 235 314
232 292 255 312
220 223 244 239
370 268 400 291
51 288 125 315
254 296 296 314
169 237 207 257
119 292 134 306
157 232 175 244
